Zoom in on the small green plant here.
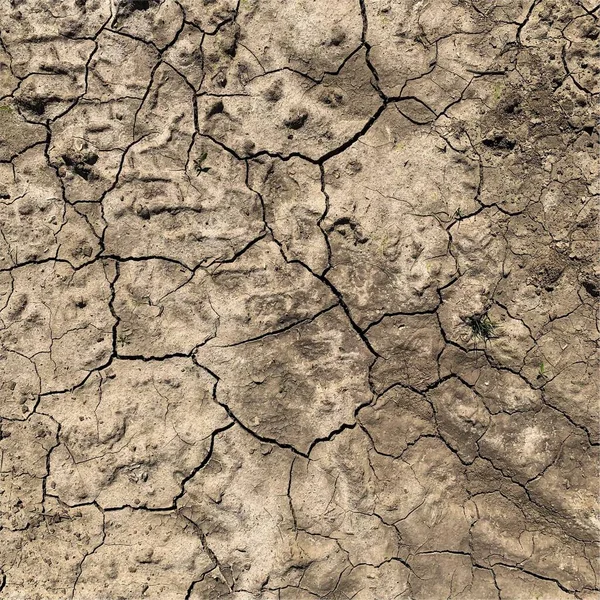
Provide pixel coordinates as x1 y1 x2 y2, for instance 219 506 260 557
453 207 463 219
193 152 211 175
492 83 504 103
117 331 129 346
538 362 546 378
464 313 497 342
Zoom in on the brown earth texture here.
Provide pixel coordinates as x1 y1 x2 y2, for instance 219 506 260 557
0 0 599 598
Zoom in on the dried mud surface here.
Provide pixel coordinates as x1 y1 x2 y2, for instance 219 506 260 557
0 0 599 598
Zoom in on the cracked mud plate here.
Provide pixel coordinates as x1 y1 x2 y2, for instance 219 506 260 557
0 0 598 598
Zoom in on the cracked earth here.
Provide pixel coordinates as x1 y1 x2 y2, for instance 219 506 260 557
0 0 598 598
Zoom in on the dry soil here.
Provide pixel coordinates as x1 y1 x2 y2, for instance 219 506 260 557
0 0 599 599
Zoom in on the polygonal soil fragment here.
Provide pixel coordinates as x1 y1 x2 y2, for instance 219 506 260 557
0 471 44 531
0 47 18 97
324 104 480 223
180 426 298 594
472 492 533 565
478 407 573 484
291 428 402 566
74 508 214 600
401 27 516 114
13 74 80 123
535 178 598 255
0 348 40 419
365 0 522 100
471 365 543 414
292 430 472 565
248 157 329 274
103 127 265 267
162 23 205 91
128 62 196 170
0 413 57 482
0 413 57 532
179 0 237 33
114 238 335 356
428 377 490 464
408 554 498 600
359 385 435 456
87 30 160 101
49 98 141 203
0 0 110 44
0 499 104 600
204 237 336 346
438 343 493 386
111 0 184 49
367 314 445 392
113 260 218 357
0 261 114 393
544 360 599 443
197 49 381 160
323 108 459 327
445 208 509 294
10 35 95 121
9 33 95 80
562 15 600 94
334 562 411 600
479 155 551 214
527 433 599 542
493 565 577 600
324 206 453 327
393 437 472 556
39 358 230 508
195 306 373 453
521 301 599 400
0 102 46 161
235 0 362 79
199 21 264 95
493 216 584 336
292 531 351 597
0 146 100 268
364 0 435 97
440 299 535 371
470 491 597 591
